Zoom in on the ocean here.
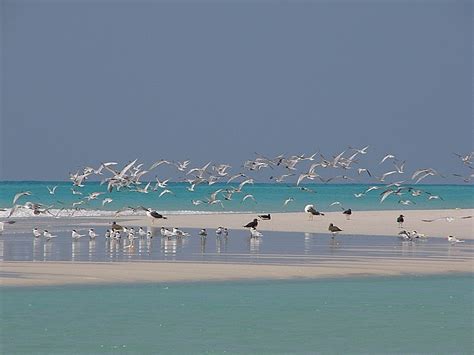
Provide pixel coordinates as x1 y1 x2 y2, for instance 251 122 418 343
0 181 472 217
1 275 472 354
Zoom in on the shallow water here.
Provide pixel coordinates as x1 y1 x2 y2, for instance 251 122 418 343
1 275 473 354
1 228 472 264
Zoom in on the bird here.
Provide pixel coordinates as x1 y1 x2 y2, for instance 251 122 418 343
447 235 464 244
146 231 153 239
0 220 16 233
111 221 124 231
397 215 405 228
199 229 207 237
328 223 342 237
283 197 294 206
216 227 225 237
43 230 57 241
88 228 99 240
71 229 85 241
32 227 42 238
305 204 325 220
102 198 113 206
379 154 395 164
258 214 271 220
47 186 58 195
12 191 32 204
343 208 352 220
160 227 174 238
250 227 263 238
138 227 147 238
172 227 189 238
243 218 258 229
139 207 167 224
242 194 257 203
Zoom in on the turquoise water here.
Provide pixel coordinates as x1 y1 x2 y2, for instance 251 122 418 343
1 275 473 354
0 181 472 214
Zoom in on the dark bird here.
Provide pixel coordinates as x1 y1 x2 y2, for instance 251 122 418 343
305 204 325 220
343 208 352 220
111 221 123 231
244 218 258 228
146 209 167 224
328 223 342 237
397 214 405 228
258 214 271 220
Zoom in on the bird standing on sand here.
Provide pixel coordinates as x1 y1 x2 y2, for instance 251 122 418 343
328 223 342 237
144 208 167 225
397 215 405 228
305 204 325 220
244 218 258 229
343 208 352 220
258 214 271 220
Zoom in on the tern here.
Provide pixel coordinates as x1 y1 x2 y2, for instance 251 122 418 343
199 229 207 237
47 186 58 195
12 191 32 205
43 230 57 241
32 227 42 238
250 227 263 238
138 227 147 238
88 228 99 240
283 197 294 206
71 229 85 240
379 154 395 164
447 235 464 244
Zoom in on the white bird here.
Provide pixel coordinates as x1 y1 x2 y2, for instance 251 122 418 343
146 231 153 239
242 194 257 203
283 197 294 206
12 191 32 205
71 229 85 240
447 235 464 244
379 154 395 164
159 189 174 198
43 230 57 241
250 227 263 238
216 227 224 236
138 227 147 238
47 186 58 195
88 228 99 240
32 227 42 238
102 198 113 206
354 193 365 198
172 227 189 238
71 188 83 195
160 227 174 238
199 229 207 237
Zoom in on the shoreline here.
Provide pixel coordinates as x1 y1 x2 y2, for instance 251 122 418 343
4 208 472 238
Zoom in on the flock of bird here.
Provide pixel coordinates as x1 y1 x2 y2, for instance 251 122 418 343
0 148 471 246
2 148 472 219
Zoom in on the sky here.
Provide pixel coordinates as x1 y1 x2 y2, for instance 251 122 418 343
1 0 472 181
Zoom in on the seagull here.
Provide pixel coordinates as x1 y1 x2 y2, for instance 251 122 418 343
258 214 271 220
305 204 325 220
397 215 405 228
88 228 99 240
447 235 464 244
328 223 342 237
250 227 263 238
47 186 58 195
12 191 32 205
343 208 352 220
32 227 42 238
43 230 57 241
0 220 16 233
243 218 258 229
146 231 153 239
71 229 85 241
283 197 294 206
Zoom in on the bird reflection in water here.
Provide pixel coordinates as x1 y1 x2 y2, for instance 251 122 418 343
249 237 261 254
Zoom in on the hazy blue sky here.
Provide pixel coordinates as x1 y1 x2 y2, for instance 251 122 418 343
1 0 472 181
